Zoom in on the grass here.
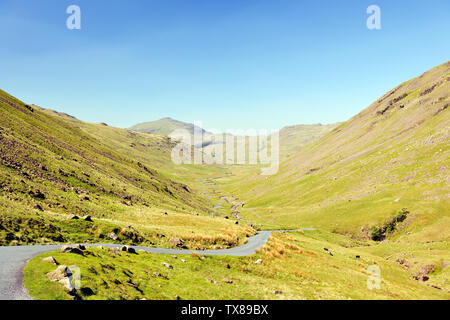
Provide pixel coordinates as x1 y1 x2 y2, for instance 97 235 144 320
6 61 450 300
0 196 255 249
0 89 252 249
24 230 449 300
217 61 450 241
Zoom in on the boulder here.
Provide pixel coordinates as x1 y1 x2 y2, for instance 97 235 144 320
169 238 184 248
119 227 144 243
414 274 430 282
79 194 90 201
29 190 45 199
80 287 94 296
413 264 435 282
223 278 233 284
153 272 169 281
61 246 84 256
121 246 136 254
75 244 86 250
108 232 118 240
68 214 79 220
162 262 173 269
46 265 74 291
82 215 93 222
254 259 263 264
42 256 58 265
421 264 435 274
46 265 71 281
396 258 409 268
121 200 132 206
60 245 71 252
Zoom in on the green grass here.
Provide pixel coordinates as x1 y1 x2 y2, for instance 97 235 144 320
0 89 252 249
24 230 449 300
7 61 450 300
218 61 450 242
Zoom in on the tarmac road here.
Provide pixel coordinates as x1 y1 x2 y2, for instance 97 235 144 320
0 229 312 300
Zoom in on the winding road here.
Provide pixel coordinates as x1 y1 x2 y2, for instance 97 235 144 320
0 229 313 300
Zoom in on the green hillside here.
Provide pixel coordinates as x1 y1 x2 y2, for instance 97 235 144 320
18 61 450 300
223 61 450 242
0 90 253 248
278 123 341 160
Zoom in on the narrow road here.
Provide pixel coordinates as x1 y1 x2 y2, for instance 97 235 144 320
0 229 311 300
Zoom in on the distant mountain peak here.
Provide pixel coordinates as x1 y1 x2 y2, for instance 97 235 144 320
129 117 209 136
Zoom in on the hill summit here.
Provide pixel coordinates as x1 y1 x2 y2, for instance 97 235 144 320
129 117 210 136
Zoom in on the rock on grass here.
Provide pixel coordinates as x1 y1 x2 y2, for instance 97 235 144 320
42 256 58 265
61 245 84 256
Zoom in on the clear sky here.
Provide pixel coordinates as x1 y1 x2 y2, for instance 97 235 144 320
1 0 449 131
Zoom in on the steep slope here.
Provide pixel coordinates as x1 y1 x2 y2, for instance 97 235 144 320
226 61 450 241
0 90 253 247
278 123 341 160
41 108 229 184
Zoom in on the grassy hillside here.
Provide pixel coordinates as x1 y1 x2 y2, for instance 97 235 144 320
221 61 450 242
278 123 341 160
0 90 254 248
10 61 450 300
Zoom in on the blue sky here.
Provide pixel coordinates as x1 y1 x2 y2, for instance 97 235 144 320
1 0 449 130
